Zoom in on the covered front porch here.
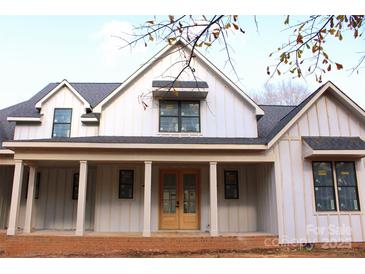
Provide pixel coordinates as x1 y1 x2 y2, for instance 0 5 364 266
2 144 278 238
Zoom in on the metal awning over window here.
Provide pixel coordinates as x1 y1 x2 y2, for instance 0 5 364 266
152 80 208 99
302 136 365 158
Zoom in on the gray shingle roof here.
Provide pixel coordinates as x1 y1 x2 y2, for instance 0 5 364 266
152 80 208 89
2 80 363 149
303 136 365 150
257 105 295 138
263 84 324 142
69 83 121 107
7 82 121 118
0 103 23 148
11 136 266 145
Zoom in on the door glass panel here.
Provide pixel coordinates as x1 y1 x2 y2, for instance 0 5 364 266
183 174 197 213
163 173 177 213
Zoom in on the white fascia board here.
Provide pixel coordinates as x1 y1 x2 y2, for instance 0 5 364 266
93 44 172 113
0 149 14 155
35 80 91 109
7 117 41 122
267 81 355 149
187 43 264 116
80 117 99 123
3 141 268 150
304 149 365 158
93 40 264 116
328 83 365 118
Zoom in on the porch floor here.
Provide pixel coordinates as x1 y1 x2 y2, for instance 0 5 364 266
13 229 276 238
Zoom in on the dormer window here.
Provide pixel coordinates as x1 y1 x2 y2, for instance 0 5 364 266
159 100 200 132
52 108 72 138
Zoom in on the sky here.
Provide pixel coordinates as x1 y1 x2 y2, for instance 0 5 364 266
0 15 364 109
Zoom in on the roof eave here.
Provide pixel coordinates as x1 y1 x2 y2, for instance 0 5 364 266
3 140 268 151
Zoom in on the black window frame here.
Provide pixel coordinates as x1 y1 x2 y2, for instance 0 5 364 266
159 100 201 133
312 161 361 212
52 108 73 138
334 161 361 212
224 170 239 199
119 170 134 199
72 173 79 200
312 161 337 212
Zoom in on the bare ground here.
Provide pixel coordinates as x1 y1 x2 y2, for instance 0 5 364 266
13 247 365 258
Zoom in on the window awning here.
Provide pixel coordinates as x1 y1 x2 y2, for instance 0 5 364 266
302 136 365 158
152 80 208 99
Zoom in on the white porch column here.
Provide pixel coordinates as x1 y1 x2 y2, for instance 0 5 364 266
209 161 219 236
23 166 37 233
7 160 24 235
76 160 88 236
143 161 152 237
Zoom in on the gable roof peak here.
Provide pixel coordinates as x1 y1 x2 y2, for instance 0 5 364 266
35 80 91 110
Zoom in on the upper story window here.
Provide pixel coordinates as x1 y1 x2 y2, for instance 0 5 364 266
52 108 72 138
159 100 200 132
312 161 360 212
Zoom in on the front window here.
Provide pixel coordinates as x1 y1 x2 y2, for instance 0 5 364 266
312 161 360 212
52 108 72 138
224 170 239 199
159 101 200 132
312 162 336 211
119 170 134 199
335 162 360 211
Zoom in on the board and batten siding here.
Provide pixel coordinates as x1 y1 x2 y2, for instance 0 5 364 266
99 47 258 138
16 167 96 231
14 86 98 140
94 164 144 232
0 166 14 229
217 163 278 234
93 163 276 233
274 93 365 244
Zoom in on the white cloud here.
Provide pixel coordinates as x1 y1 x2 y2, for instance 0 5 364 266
94 20 147 66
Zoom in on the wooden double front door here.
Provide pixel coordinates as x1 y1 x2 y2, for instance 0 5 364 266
159 169 200 230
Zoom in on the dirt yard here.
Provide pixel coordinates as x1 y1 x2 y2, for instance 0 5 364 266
20 247 365 258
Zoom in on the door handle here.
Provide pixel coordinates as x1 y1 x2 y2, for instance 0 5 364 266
176 201 180 208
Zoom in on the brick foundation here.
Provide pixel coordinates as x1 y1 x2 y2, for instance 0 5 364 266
0 232 278 257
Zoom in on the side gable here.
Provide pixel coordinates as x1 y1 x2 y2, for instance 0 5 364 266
267 81 365 148
93 40 264 116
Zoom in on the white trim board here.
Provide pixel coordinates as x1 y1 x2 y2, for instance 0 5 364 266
3 141 268 150
267 81 365 149
93 39 264 116
7 117 41 122
35 79 91 110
